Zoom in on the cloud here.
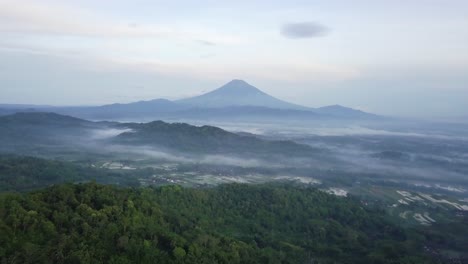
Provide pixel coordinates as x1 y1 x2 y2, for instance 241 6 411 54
281 22 329 39
109 57 359 82
0 1 165 38
0 1 243 44
196 40 216 46
88 128 134 140
107 145 268 168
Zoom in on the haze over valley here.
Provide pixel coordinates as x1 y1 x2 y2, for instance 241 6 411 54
2 78 468 264
1 1 467 263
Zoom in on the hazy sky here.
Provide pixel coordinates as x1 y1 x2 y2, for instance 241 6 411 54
1 0 467 117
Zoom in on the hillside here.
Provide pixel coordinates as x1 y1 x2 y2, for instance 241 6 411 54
56 99 186 120
0 182 438 263
116 120 316 156
0 112 92 126
0 113 102 151
315 105 378 119
0 155 140 192
0 112 317 158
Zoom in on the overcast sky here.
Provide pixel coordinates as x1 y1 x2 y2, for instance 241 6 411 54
1 0 467 117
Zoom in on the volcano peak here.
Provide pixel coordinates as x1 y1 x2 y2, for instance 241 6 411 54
176 80 308 110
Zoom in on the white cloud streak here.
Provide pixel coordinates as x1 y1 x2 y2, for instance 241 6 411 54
0 0 244 44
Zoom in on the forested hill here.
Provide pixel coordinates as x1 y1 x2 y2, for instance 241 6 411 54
0 112 317 158
0 112 92 126
0 113 106 151
0 155 140 192
0 183 435 264
115 121 316 155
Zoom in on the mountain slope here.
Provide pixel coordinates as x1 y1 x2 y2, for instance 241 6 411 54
58 99 186 119
315 105 379 119
0 183 436 263
0 81 380 121
163 106 321 120
115 120 316 156
0 112 93 127
0 155 140 192
0 112 317 158
0 113 109 153
176 79 310 110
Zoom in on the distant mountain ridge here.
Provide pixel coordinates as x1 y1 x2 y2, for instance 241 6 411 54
0 80 379 121
0 112 92 126
315 105 371 118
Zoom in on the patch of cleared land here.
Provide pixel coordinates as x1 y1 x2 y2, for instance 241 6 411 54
414 213 432 226
101 162 136 170
418 193 468 211
273 176 321 185
325 188 348 197
396 190 468 211
399 210 411 219
435 184 466 193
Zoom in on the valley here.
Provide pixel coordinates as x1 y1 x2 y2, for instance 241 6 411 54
2 1 467 262
1 83 467 263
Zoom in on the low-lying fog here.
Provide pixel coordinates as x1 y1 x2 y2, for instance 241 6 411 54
80 118 468 193
4 115 465 196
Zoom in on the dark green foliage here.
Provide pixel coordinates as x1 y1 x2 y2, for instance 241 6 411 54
0 183 434 263
0 156 139 192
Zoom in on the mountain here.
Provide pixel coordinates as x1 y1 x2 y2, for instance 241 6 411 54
0 112 109 154
161 106 323 121
56 99 186 120
115 120 315 155
0 108 16 116
0 104 52 109
176 79 310 110
315 105 378 119
98 99 182 113
0 80 379 121
0 112 316 158
0 112 93 127
0 100 185 120
0 107 41 117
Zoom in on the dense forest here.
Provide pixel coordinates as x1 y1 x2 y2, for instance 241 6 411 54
0 182 441 264
0 155 140 192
